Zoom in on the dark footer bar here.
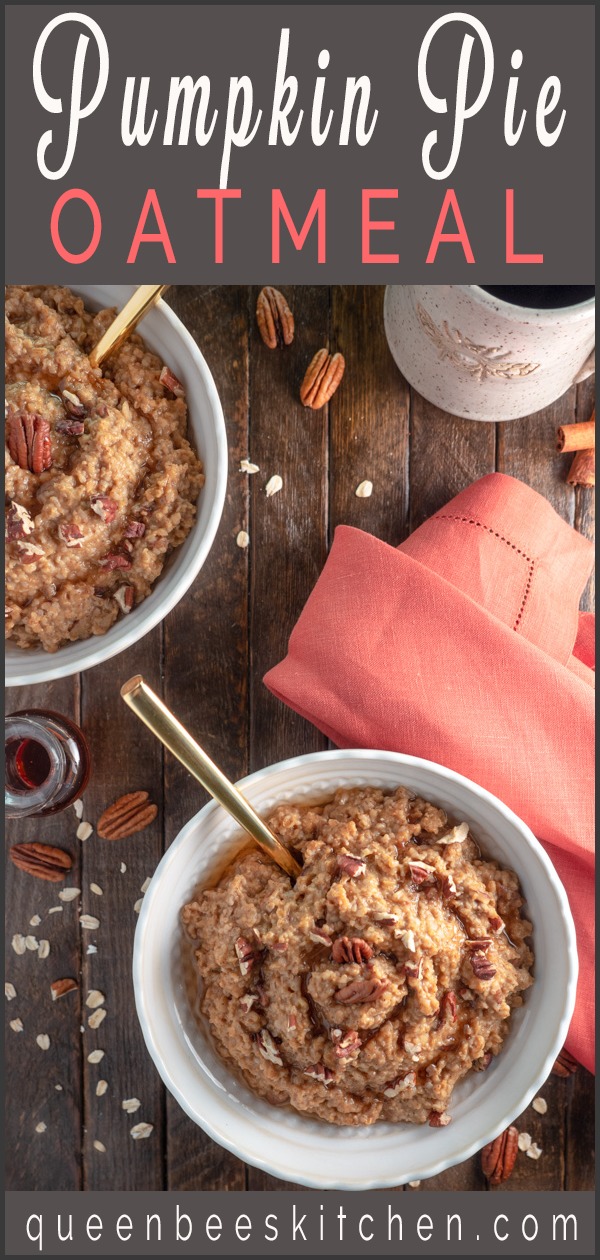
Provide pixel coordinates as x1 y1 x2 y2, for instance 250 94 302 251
4 1190 595 1257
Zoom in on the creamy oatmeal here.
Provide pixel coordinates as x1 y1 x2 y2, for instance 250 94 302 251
182 786 533 1127
5 285 204 652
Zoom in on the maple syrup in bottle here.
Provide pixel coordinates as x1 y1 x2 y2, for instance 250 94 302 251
5 710 90 819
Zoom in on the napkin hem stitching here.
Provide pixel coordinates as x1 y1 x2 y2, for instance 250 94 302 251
436 514 535 630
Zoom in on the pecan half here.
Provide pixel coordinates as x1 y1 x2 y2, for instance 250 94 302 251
331 936 373 965
481 1125 519 1184
300 349 345 409
470 952 497 981
552 1047 579 1077
331 1028 361 1059
5 501 34 540
6 410 52 474
9 843 72 882
428 1110 451 1127
256 287 294 349
97 791 158 840
159 366 185 397
335 854 366 878
51 978 78 1001
90 495 118 523
334 977 388 1004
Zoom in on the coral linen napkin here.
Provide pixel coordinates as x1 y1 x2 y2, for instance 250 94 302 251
265 474 595 1072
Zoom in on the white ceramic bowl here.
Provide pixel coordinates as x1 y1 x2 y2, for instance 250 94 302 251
6 285 228 686
134 749 577 1190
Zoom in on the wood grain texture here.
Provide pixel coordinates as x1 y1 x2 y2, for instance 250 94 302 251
4 286 594 1197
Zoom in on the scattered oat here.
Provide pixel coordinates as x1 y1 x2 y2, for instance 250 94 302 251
48 906 63 914
96 1080 108 1097
532 1096 548 1115
11 934 27 955
5 982 17 1001
86 990 105 1010
35 1122 47 1134
355 480 373 498
55 1084 63 1091
90 883 103 896
239 459 260 474
236 530 250 549
93 1140 106 1153
29 915 41 927
59 888 80 902
265 474 283 497
140 877 151 894
38 940 50 960
73 799 84 819
526 1142 543 1161
88 1008 107 1030
133 899 143 914
130 1122 154 1140
36 1034 50 1051
518 1132 532 1151
86 944 97 955
10 1018 24 1033
25 935 39 951
120 862 127 874
77 821 93 842
80 914 99 930
122 1098 141 1114
408 1180 421 1188
88 1049 105 1064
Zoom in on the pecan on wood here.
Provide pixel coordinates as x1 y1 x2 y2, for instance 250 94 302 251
331 936 373 965
97 791 158 840
481 1125 519 1184
299 349 345 409
256 287 295 349
334 977 387 1004
552 1047 579 1077
51 978 78 1001
9 842 73 882
6 410 52 474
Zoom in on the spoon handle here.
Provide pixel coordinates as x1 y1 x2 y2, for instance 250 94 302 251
120 675 301 880
89 285 170 369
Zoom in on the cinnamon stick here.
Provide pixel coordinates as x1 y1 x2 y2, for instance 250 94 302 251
556 413 595 452
566 447 595 487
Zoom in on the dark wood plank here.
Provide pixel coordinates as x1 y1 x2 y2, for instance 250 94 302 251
496 389 578 522
574 375 595 611
246 285 330 1189
409 396 496 532
164 285 250 1190
80 629 165 1190
329 286 410 546
565 1068 596 1190
5 678 83 1190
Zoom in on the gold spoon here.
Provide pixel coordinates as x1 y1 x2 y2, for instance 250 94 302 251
120 675 301 880
89 285 170 369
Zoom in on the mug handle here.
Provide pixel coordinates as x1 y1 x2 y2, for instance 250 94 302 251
572 347 595 385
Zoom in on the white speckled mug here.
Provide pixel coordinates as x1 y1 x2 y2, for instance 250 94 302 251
384 286 595 421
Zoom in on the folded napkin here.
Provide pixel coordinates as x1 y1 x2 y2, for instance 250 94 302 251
265 474 595 1072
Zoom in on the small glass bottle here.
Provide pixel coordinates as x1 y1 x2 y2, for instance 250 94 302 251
5 710 91 819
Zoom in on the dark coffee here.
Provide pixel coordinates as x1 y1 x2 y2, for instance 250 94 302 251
481 286 595 309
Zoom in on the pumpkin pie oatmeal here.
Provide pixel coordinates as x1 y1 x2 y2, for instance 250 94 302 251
5 285 204 652
182 786 533 1127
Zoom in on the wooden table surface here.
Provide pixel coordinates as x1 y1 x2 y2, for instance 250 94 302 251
5 285 595 1193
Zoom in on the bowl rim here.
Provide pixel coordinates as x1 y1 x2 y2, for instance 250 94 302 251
5 290 228 686
133 748 579 1190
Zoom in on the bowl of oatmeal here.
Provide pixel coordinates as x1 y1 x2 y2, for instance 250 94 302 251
133 749 577 1189
5 285 227 685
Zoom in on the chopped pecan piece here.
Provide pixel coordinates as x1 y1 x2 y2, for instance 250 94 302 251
335 854 366 878
159 366 185 397
436 822 469 846
331 936 373 965
55 417 85 436
124 520 146 538
234 936 260 978
331 1028 361 1059
470 952 496 981
303 1062 335 1085
440 872 457 900
465 938 492 951
489 914 505 934
17 541 44 564
428 1110 451 1127
408 860 436 885
440 990 457 1023
60 388 87 419
334 977 388 1004
308 926 331 946
481 1126 519 1184
239 993 259 1014
58 521 85 547
5 501 34 540
99 553 132 570
404 958 423 982
6 410 52 474
256 286 295 349
255 1028 283 1066
383 1071 416 1098
474 1051 493 1071
114 586 134 615
90 495 118 523
300 349 345 409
